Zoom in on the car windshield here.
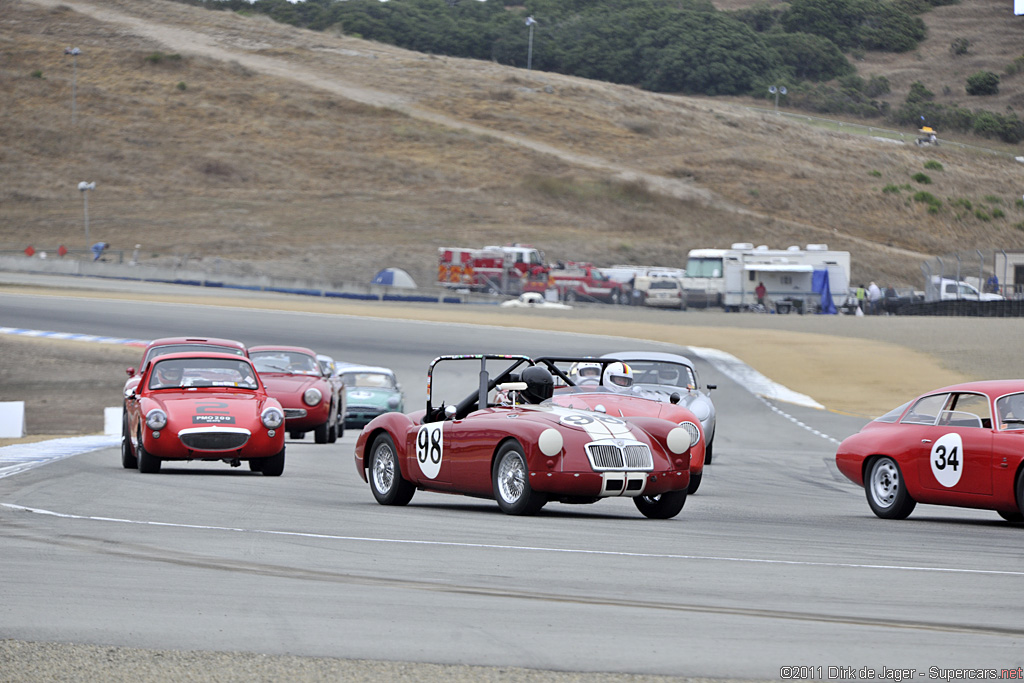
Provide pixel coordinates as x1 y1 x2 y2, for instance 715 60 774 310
144 343 244 367
874 401 911 423
250 351 320 375
620 361 696 390
344 372 396 389
148 358 258 390
649 280 679 290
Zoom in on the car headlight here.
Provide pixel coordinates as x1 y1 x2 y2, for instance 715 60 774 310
689 400 711 421
387 396 400 409
538 428 563 457
303 388 322 407
677 421 701 448
261 406 284 429
146 409 168 431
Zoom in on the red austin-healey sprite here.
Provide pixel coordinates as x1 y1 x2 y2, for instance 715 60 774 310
122 352 286 475
354 355 701 518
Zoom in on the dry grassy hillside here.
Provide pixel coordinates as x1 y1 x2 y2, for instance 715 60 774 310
2 0 1023 289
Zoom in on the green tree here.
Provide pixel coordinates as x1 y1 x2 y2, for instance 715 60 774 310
965 71 1000 96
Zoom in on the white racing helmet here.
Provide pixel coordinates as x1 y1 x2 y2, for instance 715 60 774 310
602 362 633 391
569 361 602 385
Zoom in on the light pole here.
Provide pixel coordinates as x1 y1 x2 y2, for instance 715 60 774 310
525 16 537 71
768 85 787 114
78 181 94 245
64 47 81 125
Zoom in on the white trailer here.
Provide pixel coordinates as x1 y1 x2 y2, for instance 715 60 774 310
685 244 850 312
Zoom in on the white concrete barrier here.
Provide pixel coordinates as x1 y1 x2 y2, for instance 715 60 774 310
104 407 123 437
0 401 26 438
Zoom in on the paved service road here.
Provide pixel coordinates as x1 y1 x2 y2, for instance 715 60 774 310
1 291 1021 679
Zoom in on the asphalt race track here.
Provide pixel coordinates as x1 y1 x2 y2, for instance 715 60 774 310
1 290 1022 679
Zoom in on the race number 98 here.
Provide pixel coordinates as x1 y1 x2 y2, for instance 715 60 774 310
416 423 443 479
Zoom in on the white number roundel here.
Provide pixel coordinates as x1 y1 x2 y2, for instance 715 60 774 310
930 432 963 488
416 423 443 479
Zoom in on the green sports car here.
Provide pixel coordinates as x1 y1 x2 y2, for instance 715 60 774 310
337 364 405 429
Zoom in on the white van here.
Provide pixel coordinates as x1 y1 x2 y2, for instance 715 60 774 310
635 276 687 310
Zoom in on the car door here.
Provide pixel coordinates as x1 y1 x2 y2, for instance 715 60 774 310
914 392 993 497
407 418 453 488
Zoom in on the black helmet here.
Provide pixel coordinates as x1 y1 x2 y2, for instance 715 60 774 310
520 366 554 404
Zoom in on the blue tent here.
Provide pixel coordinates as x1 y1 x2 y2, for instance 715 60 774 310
812 269 837 314
372 268 417 289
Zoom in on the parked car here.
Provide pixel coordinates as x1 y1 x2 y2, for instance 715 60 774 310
499 292 571 310
354 354 699 517
600 351 717 463
122 352 285 475
336 363 404 429
634 276 687 310
249 345 342 443
835 381 1024 521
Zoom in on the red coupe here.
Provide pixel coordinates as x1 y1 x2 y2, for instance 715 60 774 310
122 352 286 475
835 380 1024 521
249 345 342 443
354 355 700 518
123 336 247 403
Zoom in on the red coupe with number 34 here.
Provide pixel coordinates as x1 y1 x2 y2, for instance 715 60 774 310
122 352 286 475
354 354 701 518
835 381 1024 522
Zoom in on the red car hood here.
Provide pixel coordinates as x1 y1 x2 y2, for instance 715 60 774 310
517 404 646 440
148 391 264 427
551 393 695 422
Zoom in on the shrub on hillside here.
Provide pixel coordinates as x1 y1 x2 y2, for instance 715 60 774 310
965 71 999 96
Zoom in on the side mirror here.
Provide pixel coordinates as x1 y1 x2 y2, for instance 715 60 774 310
669 392 681 404
706 384 717 391
444 405 457 420
126 367 135 377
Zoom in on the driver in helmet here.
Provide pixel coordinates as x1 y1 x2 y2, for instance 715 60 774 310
999 393 1024 430
153 363 183 388
520 365 555 404
569 361 602 386
602 362 634 392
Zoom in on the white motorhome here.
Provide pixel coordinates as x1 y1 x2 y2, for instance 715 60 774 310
684 244 851 312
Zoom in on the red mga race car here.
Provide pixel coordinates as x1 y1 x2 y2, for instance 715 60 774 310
122 352 286 475
835 380 1024 521
354 355 700 518
537 357 707 494
249 345 343 444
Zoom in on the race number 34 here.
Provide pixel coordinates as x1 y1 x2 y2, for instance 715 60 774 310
416 423 443 479
930 432 963 488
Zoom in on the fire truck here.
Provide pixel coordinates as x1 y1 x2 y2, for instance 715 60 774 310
550 261 631 304
437 244 549 295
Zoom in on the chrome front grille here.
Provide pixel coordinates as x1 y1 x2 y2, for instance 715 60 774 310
585 440 653 471
178 427 251 452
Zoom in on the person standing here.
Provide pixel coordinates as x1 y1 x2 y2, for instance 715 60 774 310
884 284 898 315
868 281 882 314
855 284 867 313
755 281 766 307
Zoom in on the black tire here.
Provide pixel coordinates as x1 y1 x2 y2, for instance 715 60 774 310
136 430 161 474
492 441 546 515
248 458 263 473
704 438 713 465
997 510 1023 523
314 421 329 444
260 448 285 477
687 471 702 495
565 289 577 303
634 490 687 519
368 433 415 505
865 456 916 519
289 430 304 440
121 413 137 469
1006 469 1024 523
